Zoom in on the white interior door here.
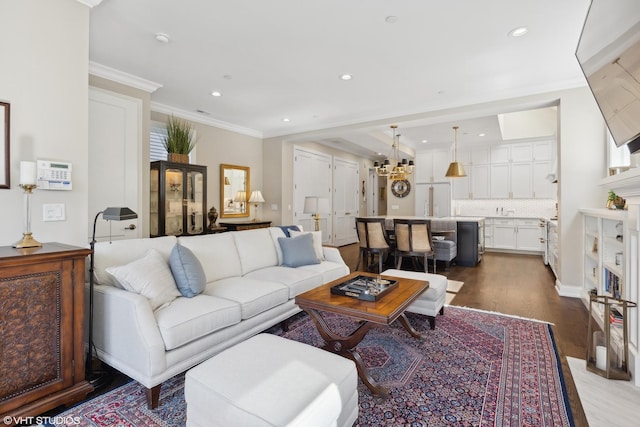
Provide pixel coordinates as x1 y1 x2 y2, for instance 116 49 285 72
293 147 332 242
89 87 142 242
333 158 359 246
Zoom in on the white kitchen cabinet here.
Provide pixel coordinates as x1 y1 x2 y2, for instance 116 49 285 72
471 146 490 164
510 162 533 198
493 218 517 249
533 140 553 161
491 145 510 163
470 164 490 199
490 163 510 198
452 173 470 200
415 149 450 183
484 218 494 248
490 217 544 252
532 160 556 199
510 143 533 162
515 218 545 251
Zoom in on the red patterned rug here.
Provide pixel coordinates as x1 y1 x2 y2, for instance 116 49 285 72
46 307 573 426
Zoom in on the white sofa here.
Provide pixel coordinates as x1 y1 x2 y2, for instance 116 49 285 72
91 227 349 408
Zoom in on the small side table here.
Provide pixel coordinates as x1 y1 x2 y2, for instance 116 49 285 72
206 226 227 234
219 221 272 231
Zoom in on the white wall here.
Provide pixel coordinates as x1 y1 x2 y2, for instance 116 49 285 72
557 87 608 295
0 0 90 247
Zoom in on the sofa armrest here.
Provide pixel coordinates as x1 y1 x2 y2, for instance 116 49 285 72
92 284 167 383
322 246 346 265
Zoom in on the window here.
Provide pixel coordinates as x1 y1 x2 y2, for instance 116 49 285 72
149 120 196 162
607 130 630 169
150 122 168 162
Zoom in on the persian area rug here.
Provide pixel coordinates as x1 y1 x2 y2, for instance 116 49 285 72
45 307 573 427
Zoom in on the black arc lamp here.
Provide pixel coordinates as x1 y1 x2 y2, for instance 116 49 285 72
87 207 138 387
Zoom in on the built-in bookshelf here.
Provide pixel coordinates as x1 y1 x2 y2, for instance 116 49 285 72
581 209 627 300
581 208 630 376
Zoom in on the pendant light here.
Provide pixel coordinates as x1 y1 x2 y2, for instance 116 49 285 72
445 126 467 178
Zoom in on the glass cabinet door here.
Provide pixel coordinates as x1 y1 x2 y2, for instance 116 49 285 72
150 168 159 236
165 168 184 236
186 170 205 234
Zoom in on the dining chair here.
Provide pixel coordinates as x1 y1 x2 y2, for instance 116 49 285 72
355 217 393 274
394 218 436 273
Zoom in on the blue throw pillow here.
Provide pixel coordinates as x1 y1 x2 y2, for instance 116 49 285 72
169 244 206 297
278 233 321 268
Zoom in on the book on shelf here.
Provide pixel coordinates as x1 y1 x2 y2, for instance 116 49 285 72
604 268 622 299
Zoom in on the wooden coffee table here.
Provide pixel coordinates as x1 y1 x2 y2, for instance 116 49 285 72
295 271 429 397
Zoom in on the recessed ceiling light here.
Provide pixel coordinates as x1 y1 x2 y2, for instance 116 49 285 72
508 26 528 37
154 33 170 43
478 133 486 137
377 152 382 156
385 16 398 24
339 74 353 81
282 118 290 122
210 91 221 97
422 139 428 144
223 74 233 80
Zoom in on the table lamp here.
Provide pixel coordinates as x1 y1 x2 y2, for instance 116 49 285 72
249 190 265 221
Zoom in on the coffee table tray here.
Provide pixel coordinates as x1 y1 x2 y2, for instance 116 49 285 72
330 275 398 301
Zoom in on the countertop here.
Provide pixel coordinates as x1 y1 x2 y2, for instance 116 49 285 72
371 215 485 223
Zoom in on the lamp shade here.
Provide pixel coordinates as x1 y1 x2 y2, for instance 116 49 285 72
303 196 329 214
445 162 467 178
224 177 231 185
234 191 247 202
102 207 138 221
249 190 265 203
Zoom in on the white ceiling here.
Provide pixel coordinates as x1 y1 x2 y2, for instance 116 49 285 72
89 0 591 159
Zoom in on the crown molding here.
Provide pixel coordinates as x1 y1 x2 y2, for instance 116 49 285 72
76 0 104 8
89 61 163 93
151 102 263 139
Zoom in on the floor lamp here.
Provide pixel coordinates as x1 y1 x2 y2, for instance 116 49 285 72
87 206 138 387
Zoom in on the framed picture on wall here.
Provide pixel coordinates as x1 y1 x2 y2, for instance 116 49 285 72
0 102 9 189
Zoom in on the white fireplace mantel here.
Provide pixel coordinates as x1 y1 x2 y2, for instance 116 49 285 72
601 168 640 200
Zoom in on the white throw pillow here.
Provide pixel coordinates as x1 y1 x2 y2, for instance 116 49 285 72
289 230 324 261
106 248 181 311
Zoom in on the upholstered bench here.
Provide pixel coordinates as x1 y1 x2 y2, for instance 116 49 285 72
382 269 447 329
185 333 359 427
432 239 457 270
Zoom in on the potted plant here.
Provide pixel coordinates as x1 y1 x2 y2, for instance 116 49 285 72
607 190 626 209
163 115 198 163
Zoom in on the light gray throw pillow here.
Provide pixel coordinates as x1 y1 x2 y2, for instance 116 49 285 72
169 244 206 297
278 233 321 268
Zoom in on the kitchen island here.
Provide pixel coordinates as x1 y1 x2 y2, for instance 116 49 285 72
364 216 485 267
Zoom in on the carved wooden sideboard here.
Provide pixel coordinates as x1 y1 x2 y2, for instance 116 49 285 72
0 243 93 421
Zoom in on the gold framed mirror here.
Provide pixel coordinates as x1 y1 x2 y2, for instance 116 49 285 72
220 164 250 218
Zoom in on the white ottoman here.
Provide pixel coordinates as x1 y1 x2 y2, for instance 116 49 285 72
185 333 358 427
382 269 447 329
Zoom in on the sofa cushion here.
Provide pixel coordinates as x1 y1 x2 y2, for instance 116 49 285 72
177 233 242 282
297 261 350 284
278 233 320 268
155 294 242 351
204 277 289 320
169 244 207 297
94 235 177 288
289 230 325 261
106 249 181 311
233 228 280 275
244 266 323 298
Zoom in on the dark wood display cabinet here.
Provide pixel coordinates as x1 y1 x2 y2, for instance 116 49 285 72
0 243 93 423
150 161 207 237
218 221 272 231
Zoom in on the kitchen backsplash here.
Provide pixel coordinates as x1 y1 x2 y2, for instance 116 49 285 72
453 199 557 219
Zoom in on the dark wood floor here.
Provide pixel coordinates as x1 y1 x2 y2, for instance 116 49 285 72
341 245 590 426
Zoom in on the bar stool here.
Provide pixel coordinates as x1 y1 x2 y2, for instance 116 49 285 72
355 217 393 274
394 218 436 273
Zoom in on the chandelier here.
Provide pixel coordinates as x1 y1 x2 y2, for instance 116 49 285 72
373 125 414 180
